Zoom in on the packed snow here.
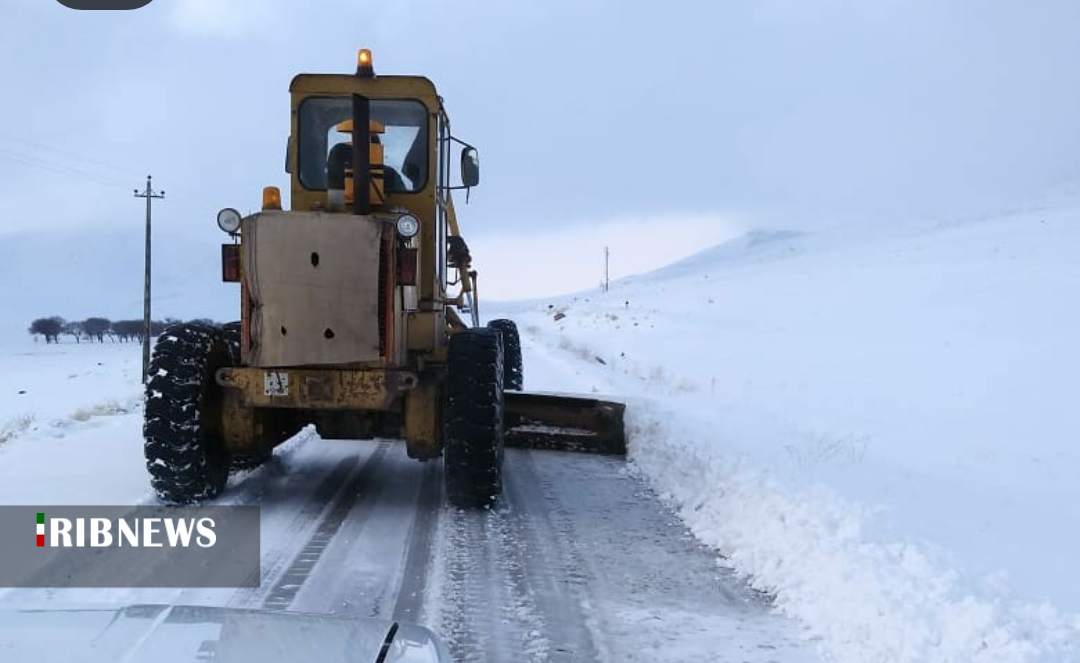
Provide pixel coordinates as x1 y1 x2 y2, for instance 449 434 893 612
0 330 822 663
491 197 1080 662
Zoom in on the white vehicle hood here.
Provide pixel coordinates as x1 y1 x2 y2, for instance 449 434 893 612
0 604 450 663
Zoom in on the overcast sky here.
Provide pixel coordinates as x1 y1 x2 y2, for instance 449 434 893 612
2 1 1079 297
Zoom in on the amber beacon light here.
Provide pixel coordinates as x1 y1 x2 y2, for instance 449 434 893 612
357 48 374 77
262 186 282 211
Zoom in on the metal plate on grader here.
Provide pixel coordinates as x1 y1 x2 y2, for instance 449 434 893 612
217 367 417 411
504 392 627 455
264 371 289 396
243 212 383 367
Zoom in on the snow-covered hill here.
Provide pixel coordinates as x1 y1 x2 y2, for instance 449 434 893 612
492 200 1080 662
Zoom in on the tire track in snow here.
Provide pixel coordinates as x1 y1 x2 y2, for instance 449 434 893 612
486 493 553 662
430 453 602 663
392 460 441 623
434 500 551 662
260 441 390 610
225 451 362 608
501 450 603 662
289 445 427 617
524 449 818 663
433 503 497 662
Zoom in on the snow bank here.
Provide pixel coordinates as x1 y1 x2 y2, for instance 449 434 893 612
495 200 1080 662
629 403 1080 663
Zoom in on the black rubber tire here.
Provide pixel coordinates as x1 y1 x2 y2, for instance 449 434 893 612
487 319 523 391
221 321 242 365
444 328 505 508
144 324 232 504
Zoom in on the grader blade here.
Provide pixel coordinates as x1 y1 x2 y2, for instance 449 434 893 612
504 392 626 455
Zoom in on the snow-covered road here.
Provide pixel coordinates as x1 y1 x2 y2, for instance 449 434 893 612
0 340 820 663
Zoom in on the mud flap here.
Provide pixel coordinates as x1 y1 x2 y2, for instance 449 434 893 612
504 392 626 455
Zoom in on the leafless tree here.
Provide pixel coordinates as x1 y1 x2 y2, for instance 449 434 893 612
28 317 64 344
62 321 84 344
82 318 112 343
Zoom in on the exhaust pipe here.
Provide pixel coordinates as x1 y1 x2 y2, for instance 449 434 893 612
352 94 371 215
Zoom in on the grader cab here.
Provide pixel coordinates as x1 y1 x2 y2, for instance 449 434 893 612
143 50 625 508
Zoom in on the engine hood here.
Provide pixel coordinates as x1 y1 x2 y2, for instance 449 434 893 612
0 604 450 663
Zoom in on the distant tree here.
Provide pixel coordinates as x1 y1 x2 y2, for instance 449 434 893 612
128 320 145 342
187 318 218 327
112 320 143 342
150 319 174 336
29 316 64 344
82 317 112 343
62 321 84 344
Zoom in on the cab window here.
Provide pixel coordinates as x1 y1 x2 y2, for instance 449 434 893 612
298 97 428 192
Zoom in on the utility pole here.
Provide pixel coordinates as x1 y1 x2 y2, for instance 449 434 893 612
134 176 164 384
603 246 610 292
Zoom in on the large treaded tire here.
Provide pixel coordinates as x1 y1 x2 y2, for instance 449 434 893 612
144 324 232 504
444 328 505 509
221 321 242 364
487 319 523 391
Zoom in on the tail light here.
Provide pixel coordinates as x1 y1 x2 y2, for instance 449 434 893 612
397 247 418 286
222 244 240 282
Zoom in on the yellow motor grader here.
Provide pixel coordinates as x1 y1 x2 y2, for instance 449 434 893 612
143 50 625 508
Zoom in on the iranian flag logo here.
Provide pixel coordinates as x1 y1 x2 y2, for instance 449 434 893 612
37 512 45 547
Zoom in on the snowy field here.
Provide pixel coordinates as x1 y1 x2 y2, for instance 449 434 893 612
491 198 1080 662
0 341 148 504
0 197 1077 663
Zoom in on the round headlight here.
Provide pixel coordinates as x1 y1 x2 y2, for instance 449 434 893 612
396 214 420 238
217 208 242 234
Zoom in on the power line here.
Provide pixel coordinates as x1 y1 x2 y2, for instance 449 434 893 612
0 131 142 178
0 148 130 188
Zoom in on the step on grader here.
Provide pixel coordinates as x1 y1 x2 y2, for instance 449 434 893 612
143 50 626 508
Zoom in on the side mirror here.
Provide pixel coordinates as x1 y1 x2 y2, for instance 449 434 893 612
461 147 480 188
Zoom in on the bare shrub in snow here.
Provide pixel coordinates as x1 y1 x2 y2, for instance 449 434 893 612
70 399 131 422
0 414 35 445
